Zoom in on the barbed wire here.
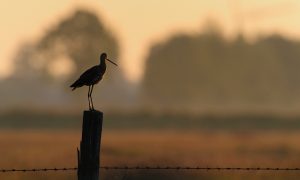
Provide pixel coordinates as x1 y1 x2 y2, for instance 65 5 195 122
1 166 300 173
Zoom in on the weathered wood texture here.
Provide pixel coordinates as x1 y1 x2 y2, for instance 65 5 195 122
78 110 103 180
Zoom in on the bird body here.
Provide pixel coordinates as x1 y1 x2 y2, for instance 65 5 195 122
70 53 117 110
70 61 106 90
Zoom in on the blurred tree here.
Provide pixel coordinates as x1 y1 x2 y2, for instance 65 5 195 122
13 42 41 80
26 9 118 83
38 10 118 82
142 27 300 112
2 9 129 111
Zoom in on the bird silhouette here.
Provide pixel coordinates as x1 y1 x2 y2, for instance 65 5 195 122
70 53 117 110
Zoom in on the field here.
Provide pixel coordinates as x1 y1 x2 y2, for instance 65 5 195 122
1 129 300 179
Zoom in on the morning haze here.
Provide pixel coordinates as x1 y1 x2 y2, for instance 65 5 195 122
1 1 300 179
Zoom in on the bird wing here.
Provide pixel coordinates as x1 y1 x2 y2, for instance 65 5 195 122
70 65 99 89
79 65 99 81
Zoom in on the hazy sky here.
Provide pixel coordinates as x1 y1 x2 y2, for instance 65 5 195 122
1 0 300 82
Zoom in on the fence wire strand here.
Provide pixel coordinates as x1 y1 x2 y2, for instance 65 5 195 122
1 166 300 173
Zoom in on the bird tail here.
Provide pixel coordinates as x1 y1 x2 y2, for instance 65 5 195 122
70 80 82 91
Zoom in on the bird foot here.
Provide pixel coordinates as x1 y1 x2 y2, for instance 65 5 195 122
89 107 95 111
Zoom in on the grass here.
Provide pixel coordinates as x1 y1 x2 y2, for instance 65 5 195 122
1 130 300 179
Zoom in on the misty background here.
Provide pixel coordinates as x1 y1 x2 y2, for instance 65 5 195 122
2 9 300 113
0 0 300 130
3 2 300 179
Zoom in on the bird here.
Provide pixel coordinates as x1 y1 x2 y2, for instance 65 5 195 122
70 53 117 110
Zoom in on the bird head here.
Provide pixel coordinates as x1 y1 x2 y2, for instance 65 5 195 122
100 53 118 66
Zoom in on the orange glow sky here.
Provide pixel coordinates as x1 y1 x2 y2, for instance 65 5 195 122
1 0 300 82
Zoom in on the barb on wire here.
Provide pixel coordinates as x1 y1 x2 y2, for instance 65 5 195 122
0 167 77 173
1 166 300 173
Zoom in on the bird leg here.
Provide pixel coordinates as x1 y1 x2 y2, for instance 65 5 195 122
90 85 94 110
88 86 91 110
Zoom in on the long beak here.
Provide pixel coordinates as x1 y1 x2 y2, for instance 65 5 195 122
106 58 118 66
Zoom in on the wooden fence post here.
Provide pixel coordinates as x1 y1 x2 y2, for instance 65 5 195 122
77 110 103 180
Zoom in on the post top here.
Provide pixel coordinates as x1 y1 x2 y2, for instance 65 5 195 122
83 110 103 115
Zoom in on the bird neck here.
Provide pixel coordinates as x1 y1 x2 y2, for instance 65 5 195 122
99 59 107 69
100 59 106 66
